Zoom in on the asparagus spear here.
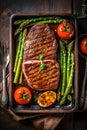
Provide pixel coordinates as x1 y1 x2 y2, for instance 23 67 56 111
19 17 60 27
14 20 25 25
13 32 22 73
67 94 73 102
14 17 66 35
57 87 61 102
13 28 27 83
60 40 67 96
57 40 63 102
19 70 23 84
67 40 74 83
59 53 74 106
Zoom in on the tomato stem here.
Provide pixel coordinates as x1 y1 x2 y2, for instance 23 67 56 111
65 24 71 31
22 93 29 99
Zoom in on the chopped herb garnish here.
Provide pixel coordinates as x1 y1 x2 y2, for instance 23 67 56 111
40 62 46 70
38 54 46 70
33 96 38 102
38 54 44 60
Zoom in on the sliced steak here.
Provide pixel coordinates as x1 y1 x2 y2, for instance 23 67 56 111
22 60 60 91
23 24 58 61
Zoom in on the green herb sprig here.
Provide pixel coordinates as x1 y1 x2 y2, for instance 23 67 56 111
73 0 87 18
38 54 46 70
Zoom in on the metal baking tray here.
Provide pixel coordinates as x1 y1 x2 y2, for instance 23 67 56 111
9 14 78 113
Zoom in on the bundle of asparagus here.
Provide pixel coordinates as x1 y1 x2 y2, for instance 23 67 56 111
14 16 66 35
13 28 27 84
57 40 74 106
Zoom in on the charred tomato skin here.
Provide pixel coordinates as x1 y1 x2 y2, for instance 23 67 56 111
14 87 32 105
80 38 87 55
57 21 74 40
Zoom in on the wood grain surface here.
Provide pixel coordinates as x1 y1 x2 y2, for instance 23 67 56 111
0 0 87 130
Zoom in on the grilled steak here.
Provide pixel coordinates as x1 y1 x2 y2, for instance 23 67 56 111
22 60 60 91
22 24 59 91
23 24 58 61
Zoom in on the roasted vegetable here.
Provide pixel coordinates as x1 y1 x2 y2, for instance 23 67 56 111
67 40 74 83
13 32 23 73
14 17 66 35
59 53 74 106
14 86 32 105
37 91 56 107
79 38 87 55
57 40 74 105
13 28 27 83
59 40 67 96
57 21 74 40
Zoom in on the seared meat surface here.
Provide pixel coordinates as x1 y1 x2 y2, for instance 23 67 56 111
22 60 60 91
23 24 58 61
22 24 59 91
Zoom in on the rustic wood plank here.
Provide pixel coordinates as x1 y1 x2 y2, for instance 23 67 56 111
0 0 72 14
74 112 87 130
55 114 74 130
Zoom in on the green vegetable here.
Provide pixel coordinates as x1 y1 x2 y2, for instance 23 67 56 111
37 54 46 70
33 96 38 102
57 87 61 102
19 17 60 27
60 40 67 96
14 17 66 35
13 28 27 83
40 62 46 70
13 32 22 73
73 0 87 18
38 54 44 60
67 94 73 102
19 70 23 84
14 20 25 25
59 53 74 106
67 40 74 83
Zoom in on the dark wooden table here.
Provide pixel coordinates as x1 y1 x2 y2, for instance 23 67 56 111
0 0 87 130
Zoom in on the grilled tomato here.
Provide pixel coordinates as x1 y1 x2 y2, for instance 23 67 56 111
14 87 32 105
80 38 87 55
57 21 74 40
37 91 56 107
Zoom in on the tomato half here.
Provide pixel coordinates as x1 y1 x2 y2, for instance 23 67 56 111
57 21 74 40
14 87 32 105
80 38 87 55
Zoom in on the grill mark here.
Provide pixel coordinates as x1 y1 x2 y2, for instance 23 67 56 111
31 71 58 83
24 33 56 51
33 79 58 89
25 64 40 75
24 53 56 61
28 29 50 40
26 50 55 60
24 61 59 76
23 61 59 90
24 41 54 55
24 47 56 60
28 24 53 40
29 24 48 32
24 39 57 51
25 63 59 82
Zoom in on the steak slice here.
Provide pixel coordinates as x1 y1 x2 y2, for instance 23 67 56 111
22 60 60 91
23 24 58 61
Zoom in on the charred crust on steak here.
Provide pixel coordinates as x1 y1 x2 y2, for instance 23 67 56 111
22 24 60 91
